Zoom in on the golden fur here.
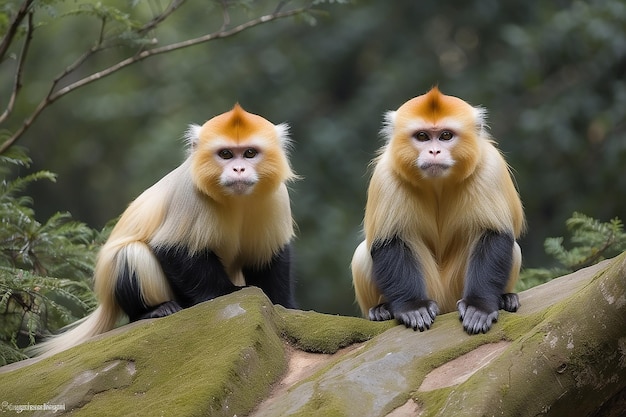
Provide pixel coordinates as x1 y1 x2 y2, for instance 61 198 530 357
32 105 295 357
352 88 525 315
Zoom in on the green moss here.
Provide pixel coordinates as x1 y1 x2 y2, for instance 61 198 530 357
499 309 548 339
276 306 395 353
0 289 287 417
416 386 455 416
291 389 349 417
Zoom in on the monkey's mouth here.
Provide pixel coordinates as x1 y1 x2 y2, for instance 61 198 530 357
419 163 451 177
222 179 257 195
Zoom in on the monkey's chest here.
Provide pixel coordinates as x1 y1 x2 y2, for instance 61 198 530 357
215 229 285 286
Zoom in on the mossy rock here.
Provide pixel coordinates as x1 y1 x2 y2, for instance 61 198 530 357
0 288 389 416
1 253 625 417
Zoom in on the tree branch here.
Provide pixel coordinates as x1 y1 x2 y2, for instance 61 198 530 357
0 5 312 154
0 11 34 125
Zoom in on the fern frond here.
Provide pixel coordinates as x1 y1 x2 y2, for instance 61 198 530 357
519 212 626 291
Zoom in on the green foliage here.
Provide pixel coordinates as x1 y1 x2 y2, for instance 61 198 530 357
518 212 626 290
545 213 626 270
0 149 101 365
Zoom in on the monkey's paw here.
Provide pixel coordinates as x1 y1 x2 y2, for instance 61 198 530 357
140 301 183 320
392 300 440 332
457 299 499 334
499 293 520 312
368 303 394 322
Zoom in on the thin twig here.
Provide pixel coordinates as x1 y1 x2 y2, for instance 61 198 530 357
0 11 34 125
0 0 35 62
0 6 311 154
217 0 231 32
138 0 187 36
46 16 111 97
571 231 616 271
97 16 106 45
274 1 289 14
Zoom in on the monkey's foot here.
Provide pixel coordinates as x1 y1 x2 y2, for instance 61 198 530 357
457 299 499 335
369 300 440 331
139 301 183 320
368 303 394 322
499 293 520 312
391 300 440 332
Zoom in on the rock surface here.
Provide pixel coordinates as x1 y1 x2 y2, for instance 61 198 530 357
1 253 625 417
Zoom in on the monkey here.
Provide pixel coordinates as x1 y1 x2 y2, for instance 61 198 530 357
32 104 297 356
351 87 525 335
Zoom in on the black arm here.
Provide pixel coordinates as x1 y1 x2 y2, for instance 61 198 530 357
153 246 238 308
370 237 439 331
243 243 296 309
115 245 238 322
458 230 517 334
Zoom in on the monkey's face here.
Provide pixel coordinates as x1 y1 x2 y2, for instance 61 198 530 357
214 145 261 196
410 128 457 178
387 88 482 185
190 105 294 200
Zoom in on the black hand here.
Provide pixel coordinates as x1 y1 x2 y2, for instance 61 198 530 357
391 299 440 331
457 299 499 334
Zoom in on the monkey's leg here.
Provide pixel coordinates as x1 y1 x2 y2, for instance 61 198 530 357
370 237 439 331
458 230 516 334
113 242 178 321
243 243 296 309
115 267 179 322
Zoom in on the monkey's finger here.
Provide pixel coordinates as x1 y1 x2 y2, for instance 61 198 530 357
397 311 427 332
485 310 499 332
420 308 436 329
478 311 499 334
456 299 468 320
427 302 440 319
403 312 422 331
412 314 423 331
461 306 483 334
418 309 435 331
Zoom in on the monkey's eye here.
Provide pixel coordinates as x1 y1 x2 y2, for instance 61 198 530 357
243 148 258 158
218 149 234 159
413 131 429 142
439 131 454 141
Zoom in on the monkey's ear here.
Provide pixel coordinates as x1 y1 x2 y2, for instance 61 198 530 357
380 110 397 142
473 106 489 134
275 123 292 152
184 124 202 151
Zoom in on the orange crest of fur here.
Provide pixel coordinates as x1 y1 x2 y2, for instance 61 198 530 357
202 103 278 142
388 87 484 185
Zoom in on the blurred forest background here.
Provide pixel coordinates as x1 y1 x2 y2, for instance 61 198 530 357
2 0 625 318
